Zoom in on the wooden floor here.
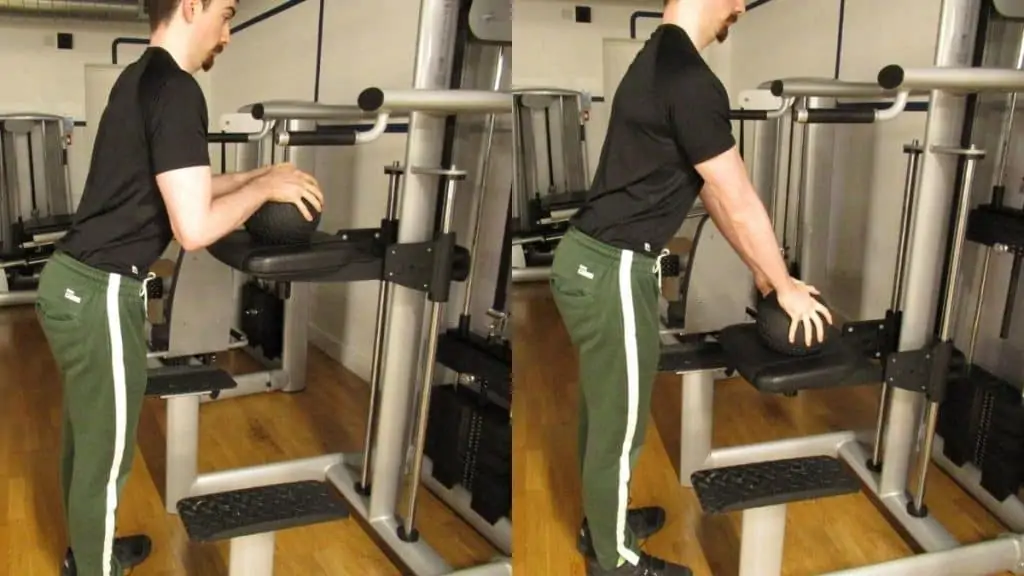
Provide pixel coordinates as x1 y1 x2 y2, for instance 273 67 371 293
0 303 499 575
510 281 1016 576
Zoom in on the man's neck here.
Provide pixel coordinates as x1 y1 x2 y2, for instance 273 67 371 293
149 29 197 73
662 4 711 50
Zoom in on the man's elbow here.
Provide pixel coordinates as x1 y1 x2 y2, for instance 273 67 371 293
173 222 209 252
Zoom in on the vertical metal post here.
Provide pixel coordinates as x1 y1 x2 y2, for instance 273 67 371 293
358 162 404 494
368 0 461 522
879 0 982 499
400 170 463 540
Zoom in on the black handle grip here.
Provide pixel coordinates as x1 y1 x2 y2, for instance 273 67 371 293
801 108 877 124
251 103 266 119
283 131 358 146
358 87 385 112
730 109 769 121
207 132 252 144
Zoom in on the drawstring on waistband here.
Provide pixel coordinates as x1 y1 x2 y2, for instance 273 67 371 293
653 249 671 287
141 272 157 314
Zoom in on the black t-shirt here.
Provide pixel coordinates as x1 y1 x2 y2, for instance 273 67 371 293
571 24 735 255
58 47 210 279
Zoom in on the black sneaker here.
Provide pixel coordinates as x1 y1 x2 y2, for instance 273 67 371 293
577 506 667 558
587 551 693 575
61 534 153 575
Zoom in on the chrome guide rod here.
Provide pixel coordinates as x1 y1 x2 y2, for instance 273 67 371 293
908 145 986 515
358 162 405 494
870 140 924 470
401 170 463 539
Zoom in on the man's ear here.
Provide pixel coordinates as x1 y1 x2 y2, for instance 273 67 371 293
180 0 198 23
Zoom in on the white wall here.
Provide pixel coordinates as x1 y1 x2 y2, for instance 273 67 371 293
512 0 665 178
0 15 150 207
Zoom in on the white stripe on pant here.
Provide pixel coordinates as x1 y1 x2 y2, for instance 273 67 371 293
102 274 128 576
615 251 641 566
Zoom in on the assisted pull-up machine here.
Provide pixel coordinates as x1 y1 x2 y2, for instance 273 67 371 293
659 0 1024 573
147 1 513 574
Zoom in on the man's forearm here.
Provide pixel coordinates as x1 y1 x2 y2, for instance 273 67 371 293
700 186 793 294
211 166 271 198
189 177 271 249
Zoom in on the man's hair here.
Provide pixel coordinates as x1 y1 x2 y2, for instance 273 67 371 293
147 0 213 31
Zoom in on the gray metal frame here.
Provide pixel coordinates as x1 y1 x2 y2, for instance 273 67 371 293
673 1 1024 573
151 2 513 573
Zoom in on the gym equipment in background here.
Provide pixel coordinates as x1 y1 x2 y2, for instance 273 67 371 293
143 2 513 574
657 0 1024 568
0 113 76 307
511 87 591 283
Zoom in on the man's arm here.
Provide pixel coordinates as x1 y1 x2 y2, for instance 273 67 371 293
158 167 271 250
667 71 795 295
147 76 271 251
697 148 793 295
210 166 271 198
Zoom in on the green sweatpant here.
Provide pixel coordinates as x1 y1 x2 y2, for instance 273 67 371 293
35 251 148 576
549 227 661 570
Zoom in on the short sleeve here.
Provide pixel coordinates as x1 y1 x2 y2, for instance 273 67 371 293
148 75 210 176
667 71 736 165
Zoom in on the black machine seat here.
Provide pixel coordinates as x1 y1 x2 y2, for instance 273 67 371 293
717 323 879 394
690 456 860 514
207 230 383 282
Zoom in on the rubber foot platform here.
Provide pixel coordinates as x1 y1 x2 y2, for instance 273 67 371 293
690 456 860 514
145 365 238 397
177 480 349 542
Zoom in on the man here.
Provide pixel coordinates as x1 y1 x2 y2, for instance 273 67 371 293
35 1 324 574
550 0 833 574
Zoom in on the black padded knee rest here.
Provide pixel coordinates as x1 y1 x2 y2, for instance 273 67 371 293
718 323 877 394
207 230 383 282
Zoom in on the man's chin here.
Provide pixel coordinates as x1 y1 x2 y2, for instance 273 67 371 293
716 29 729 43
202 57 215 72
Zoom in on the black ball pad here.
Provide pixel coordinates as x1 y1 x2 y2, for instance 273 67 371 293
245 200 322 245
718 323 870 394
756 290 831 356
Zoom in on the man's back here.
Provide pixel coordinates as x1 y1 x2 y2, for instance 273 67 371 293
59 47 209 279
571 24 734 256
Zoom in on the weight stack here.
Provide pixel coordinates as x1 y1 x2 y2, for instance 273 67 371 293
424 383 511 525
979 376 1024 501
470 397 511 525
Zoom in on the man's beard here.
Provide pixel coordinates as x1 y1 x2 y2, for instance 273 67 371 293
202 44 224 72
716 14 738 43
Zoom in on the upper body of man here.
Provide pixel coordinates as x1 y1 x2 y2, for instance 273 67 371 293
571 22 734 256
572 0 832 345
59 0 321 280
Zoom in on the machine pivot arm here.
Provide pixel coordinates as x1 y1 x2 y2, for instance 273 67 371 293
357 88 512 114
878 64 1024 92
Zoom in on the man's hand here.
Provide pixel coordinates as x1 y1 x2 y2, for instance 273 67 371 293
259 163 325 221
775 278 833 346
